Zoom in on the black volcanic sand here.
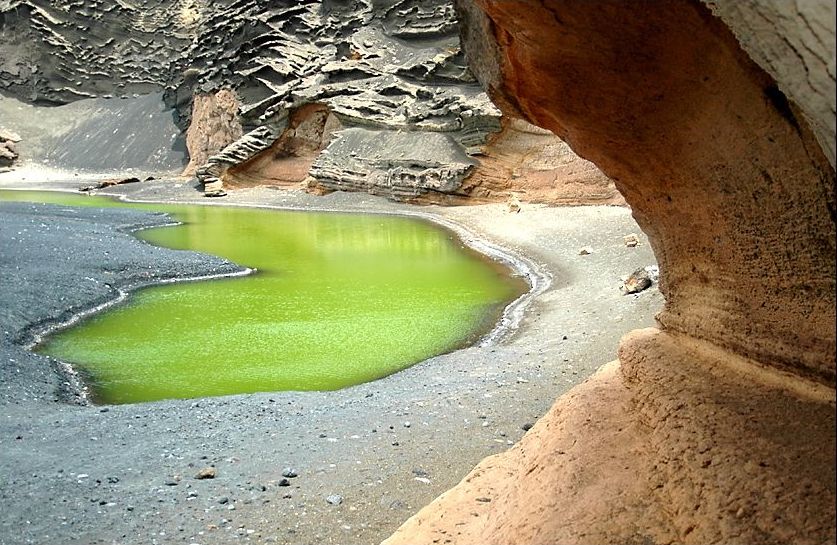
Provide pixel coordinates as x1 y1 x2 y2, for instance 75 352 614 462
0 178 662 545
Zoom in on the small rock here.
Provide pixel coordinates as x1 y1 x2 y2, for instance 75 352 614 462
277 478 291 487
622 268 652 294
522 423 534 431
195 467 217 480
218 496 229 504
403 421 411 428
476 497 492 503
281 468 298 478
326 494 343 506
507 195 521 213
578 247 592 255
624 233 639 247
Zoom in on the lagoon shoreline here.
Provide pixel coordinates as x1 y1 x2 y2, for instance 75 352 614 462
0 176 660 545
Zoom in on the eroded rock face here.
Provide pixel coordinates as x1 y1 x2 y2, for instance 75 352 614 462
385 0 836 543
225 103 341 187
702 0 836 168
0 0 617 205
182 89 243 178
0 0 197 103
464 118 625 205
458 0 835 383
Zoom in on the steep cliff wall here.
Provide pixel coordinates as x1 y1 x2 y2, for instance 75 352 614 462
385 0 836 543
0 0 617 205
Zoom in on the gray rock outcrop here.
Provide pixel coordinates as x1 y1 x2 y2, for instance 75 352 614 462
0 0 615 203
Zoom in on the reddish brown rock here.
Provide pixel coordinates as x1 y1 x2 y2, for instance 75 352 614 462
225 104 341 188
384 0 836 543
458 0 835 381
464 118 624 205
385 331 835 545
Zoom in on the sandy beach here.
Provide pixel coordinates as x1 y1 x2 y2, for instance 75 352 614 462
0 176 660 545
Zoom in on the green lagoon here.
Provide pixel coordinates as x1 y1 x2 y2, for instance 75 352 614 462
0 190 525 404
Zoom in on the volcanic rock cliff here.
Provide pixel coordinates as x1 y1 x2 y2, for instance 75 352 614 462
384 0 836 543
0 0 619 204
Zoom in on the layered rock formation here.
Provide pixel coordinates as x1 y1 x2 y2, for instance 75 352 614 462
0 0 617 205
385 0 836 543
0 0 196 103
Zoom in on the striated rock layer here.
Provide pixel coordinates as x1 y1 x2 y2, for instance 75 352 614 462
386 0 836 543
0 0 618 205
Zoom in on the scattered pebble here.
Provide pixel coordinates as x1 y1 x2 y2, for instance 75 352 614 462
281 468 298 478
326 494 343 506
195 467 217 480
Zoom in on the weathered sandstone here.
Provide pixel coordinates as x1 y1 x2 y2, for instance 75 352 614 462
385 0 836 543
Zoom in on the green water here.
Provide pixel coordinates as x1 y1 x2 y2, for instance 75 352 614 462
0 190 524 404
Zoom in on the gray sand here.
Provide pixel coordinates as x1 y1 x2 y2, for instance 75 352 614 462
0 178 661 545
